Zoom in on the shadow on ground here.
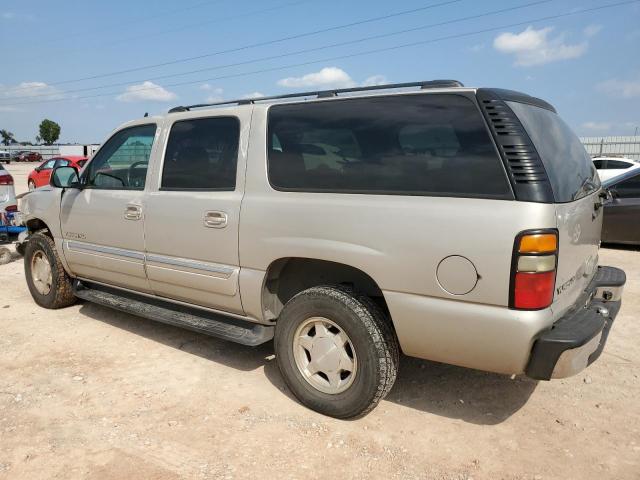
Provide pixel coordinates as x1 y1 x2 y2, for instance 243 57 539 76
79 301 537 425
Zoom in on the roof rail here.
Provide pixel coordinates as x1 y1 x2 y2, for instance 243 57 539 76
168 79 464 113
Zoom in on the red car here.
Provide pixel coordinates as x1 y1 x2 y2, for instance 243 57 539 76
14 151 43 162
28 156 88 190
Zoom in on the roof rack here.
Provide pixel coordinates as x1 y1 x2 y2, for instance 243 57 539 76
168 79 464 113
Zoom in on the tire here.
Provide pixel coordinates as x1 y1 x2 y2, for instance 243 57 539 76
28 180 36 191
24 232 76 309
275 285 399 419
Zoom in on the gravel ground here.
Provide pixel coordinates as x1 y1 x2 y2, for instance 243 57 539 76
1 163 639 479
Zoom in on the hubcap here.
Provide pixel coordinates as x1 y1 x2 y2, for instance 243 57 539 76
293 317 357 394
31 250 52 295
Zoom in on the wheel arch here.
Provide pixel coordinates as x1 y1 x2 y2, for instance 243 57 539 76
261 257 392 324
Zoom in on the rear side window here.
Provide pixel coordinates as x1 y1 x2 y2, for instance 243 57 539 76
607 160 632 169
507 102 599 202
267 94 511 198
161 117 239 191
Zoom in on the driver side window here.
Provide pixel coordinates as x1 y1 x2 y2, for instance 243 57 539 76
84 124 156 190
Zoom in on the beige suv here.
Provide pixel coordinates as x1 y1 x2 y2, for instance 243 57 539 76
20 80 626 418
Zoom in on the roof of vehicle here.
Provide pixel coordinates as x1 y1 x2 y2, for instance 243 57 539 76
52 155 88 161
602 164 640 187
164 80 556 116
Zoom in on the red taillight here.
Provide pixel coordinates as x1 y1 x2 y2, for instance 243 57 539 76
514 271 555 309
510 230 558 310
0 174 13 185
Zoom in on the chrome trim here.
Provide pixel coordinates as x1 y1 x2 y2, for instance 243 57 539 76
74 277 260 323
146 253 235 277
551 333 601 379
65 240 145 261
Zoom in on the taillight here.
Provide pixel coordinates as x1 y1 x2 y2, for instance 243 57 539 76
510 230 558 310
0 173 13 185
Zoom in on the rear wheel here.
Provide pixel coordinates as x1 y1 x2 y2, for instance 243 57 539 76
24 232 76 309
274 285 399 419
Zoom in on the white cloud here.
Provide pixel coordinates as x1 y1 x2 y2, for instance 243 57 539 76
1 81 61 99
278 67 357 89
116 81 177 102
242 92 265 99
361 75 387 87
597 78 640 98
493 26 587 67
277 67 388 90
582 122 612 132
583 24 602 37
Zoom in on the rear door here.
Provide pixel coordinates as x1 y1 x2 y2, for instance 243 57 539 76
142 109 250 314
60 124 158 292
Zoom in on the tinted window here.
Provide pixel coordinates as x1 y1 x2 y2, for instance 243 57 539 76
614 173 640 198
593 160 605 169
267 94 511 198
84 124 156 190
507 102 599 202
162 117 239 190
608 160 632 169
41 159 56 169
77 159 87 168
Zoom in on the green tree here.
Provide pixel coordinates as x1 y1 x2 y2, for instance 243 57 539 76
38 119 61 145
0 129 15 146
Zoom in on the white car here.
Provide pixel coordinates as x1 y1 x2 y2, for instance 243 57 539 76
593 156 640 182
0 163 17 213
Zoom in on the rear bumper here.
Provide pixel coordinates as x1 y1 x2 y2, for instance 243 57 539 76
525 266 625 380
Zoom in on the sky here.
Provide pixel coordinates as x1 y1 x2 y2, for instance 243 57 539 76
0 0 639 144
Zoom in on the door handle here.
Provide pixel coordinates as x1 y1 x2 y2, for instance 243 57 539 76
204 211 227 228
124 204 142 221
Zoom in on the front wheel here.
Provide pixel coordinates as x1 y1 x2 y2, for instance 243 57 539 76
24 232 76 309
275 286 399 419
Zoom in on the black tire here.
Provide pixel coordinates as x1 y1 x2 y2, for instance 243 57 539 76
24 232 76 309
274 285 399 419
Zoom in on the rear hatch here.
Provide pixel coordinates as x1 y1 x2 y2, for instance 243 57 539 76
508 101 602 316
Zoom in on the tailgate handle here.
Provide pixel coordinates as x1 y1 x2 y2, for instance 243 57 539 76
204 211 227 228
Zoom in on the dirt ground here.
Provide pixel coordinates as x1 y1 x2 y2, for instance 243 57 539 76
1 163 639 479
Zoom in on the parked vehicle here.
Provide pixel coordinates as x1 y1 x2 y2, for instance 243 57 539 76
19 80 626 418
13 151 43 163
0 150 10 164
601 169 640 245
28 156 88 190
0 164 17 214
593 156 640 182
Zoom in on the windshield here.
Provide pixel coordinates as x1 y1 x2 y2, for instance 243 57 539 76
508 101 599 202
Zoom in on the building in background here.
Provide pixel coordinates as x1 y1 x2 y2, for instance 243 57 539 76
580 136 640 160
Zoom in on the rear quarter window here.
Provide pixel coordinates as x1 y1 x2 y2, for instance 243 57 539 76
267 94 512 198
507 102 599 202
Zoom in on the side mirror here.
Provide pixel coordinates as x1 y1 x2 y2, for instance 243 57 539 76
50 166 80 189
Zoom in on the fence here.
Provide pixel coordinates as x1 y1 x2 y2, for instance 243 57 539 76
580 136 640 160
0 144 100 160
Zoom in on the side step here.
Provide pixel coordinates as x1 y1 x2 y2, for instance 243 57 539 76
73 281 274 346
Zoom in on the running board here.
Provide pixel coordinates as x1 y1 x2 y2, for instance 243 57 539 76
73 281 273 346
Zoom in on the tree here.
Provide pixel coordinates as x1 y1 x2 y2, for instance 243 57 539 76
38 119 61 145
0 129 15 146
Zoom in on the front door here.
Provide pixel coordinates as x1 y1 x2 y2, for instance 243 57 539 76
143 112 248 314
60 123 158 292
603 172 640 244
